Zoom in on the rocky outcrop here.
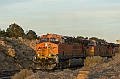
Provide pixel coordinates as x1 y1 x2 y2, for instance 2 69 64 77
8 48 16 57
0 37 37 71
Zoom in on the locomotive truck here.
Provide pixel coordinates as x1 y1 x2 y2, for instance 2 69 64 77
33 33 118 70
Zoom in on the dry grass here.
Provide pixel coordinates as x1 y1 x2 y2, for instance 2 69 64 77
11 69 34 79
84 56 103 67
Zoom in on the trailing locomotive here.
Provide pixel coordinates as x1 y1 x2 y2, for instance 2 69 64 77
33 33 119 70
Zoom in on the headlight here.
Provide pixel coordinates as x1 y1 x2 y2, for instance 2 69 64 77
48 54 51 56
37 54 40 56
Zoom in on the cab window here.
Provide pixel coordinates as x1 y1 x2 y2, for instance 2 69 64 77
50 38 60 43
40 38 49 42
88 42 95 46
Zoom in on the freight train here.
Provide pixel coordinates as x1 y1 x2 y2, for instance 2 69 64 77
33 33 119 70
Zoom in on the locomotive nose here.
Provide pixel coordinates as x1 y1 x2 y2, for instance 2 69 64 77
45 43 48 47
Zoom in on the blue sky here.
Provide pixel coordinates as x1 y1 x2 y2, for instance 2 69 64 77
0 0 120 43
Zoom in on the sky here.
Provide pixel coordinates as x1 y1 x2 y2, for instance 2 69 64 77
0 0 120 43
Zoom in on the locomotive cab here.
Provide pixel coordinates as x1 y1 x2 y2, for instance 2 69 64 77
87 40 96 56
33 34 62 69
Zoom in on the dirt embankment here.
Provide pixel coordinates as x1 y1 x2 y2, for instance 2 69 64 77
79 49 120 79
0 37 37 71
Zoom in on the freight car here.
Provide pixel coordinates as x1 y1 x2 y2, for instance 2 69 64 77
33 33 118 70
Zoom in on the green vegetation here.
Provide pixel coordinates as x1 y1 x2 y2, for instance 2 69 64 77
6 23 25 38
0 23 38 40
25 30 37 40
0 23 109 42
89 37 107 44
0 29 6 37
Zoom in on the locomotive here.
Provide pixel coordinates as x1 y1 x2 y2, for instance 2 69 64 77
33 33 119 70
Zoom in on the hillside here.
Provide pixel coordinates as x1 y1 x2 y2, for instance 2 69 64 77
79 48 120 79
0 37 37 71
0 36 120 79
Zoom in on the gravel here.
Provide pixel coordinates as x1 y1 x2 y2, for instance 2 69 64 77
25 69 80 79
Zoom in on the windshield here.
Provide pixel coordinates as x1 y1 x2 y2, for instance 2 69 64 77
88 42 95 46
40 38 49 42
50 38 60 43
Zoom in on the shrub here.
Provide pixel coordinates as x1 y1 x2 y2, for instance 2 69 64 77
11 69 34 79
84 56 103 67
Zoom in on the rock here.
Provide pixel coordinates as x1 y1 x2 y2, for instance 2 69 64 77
70 74 73 77
79 71 89 75
18 37 23 41
0 53 5 60
0 41 5 46
8 48 16 57
76 71 89 79
77 74 88 79
0 37 36 71
118 74 120 78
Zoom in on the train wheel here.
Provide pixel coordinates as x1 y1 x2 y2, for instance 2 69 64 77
58 59 69 69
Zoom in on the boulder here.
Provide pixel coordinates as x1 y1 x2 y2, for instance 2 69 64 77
77 74 88 79
8 48 16 57
0 41 5 46
79 71 89 75
76 71 89 79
